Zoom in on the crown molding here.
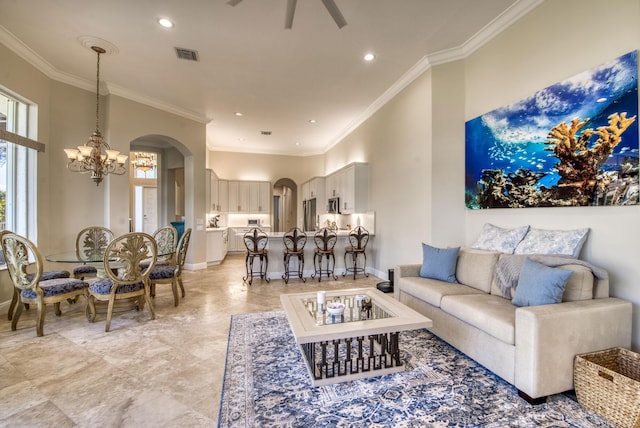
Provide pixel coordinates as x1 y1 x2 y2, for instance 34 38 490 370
323 0 544 150
323 55 432 152
0 25 209 125
104 83 208 124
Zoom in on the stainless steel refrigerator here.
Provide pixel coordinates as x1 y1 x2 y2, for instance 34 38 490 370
303 198 316 231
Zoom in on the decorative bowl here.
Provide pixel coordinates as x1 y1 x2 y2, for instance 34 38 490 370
326 302 345 316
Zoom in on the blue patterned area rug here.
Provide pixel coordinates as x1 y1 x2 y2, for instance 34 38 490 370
218 311 612 427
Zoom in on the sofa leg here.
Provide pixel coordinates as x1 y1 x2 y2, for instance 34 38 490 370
518 390 547 405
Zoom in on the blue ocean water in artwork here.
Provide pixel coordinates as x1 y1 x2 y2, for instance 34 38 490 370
465 50 639 202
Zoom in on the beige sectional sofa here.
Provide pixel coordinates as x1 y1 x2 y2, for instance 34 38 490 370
394 248 633 403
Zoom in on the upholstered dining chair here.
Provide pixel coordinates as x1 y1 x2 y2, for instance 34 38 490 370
73 226 114 280
152 225 178 266
343 226 370 279
1 232 89 336
1 230 73 321
86 232 157 332
149 228 192 306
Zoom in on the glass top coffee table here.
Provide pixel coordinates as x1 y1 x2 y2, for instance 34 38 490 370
280 287 432 386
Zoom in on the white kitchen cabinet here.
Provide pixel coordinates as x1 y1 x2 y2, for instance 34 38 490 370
210 170 219 211
228 181 239 212
206 228 227 264
308 177 325 201
257 181 270 213
325 163 368 214
228 180 270 213
218 179 228 212
206 169 227 212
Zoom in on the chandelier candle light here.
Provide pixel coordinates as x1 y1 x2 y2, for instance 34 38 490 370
132 152 157 172
64 46 127 186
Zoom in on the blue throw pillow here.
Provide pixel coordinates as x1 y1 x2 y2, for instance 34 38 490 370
419 243 459 283
512 258 573 307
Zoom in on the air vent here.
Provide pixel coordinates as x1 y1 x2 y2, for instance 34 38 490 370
261 131 272 136
175 47 199 61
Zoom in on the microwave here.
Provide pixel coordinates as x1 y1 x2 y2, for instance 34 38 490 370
248 219 261 226
328 197 340 214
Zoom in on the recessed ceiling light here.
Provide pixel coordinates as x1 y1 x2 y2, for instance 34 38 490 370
364 53 375 62
295 142 301 146
234 112 243 117
158 18 174 28
308 119 317 124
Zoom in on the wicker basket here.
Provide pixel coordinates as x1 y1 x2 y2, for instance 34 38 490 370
574 347 640 428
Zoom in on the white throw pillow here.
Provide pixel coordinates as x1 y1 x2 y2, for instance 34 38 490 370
514 227 589 258
471 223 529 254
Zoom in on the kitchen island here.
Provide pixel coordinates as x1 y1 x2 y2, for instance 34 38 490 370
234 229 374 281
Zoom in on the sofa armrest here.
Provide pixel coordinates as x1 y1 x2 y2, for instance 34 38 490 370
514 297 632 399
395 264 421 279
394 264 421 300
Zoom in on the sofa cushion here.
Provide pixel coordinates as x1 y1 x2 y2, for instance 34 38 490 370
398 276 483 308
456 248 500 293
471 223 529 254
559 264 595 301
440 294 517 345
420 243 459 283
512 258 572 307
514 227 589 258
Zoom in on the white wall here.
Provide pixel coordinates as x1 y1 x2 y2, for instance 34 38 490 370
460 0 640 350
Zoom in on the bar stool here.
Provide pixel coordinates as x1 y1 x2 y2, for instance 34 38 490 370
242 228 269 285
311 227 338 282
343 226 370 279
282 227 307 284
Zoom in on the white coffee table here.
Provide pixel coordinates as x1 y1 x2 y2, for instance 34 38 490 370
280 287 433 386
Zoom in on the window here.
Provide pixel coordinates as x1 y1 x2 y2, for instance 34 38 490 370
0 90 38 258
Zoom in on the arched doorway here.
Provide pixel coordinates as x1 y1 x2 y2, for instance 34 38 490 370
130 135 192 235
272 178 297 233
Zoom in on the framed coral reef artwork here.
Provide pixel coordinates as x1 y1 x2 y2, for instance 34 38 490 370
465 50 638 209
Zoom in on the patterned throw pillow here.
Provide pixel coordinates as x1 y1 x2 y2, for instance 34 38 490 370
471 223 529 254
514 228 589 258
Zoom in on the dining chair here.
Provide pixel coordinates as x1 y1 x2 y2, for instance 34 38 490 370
343 226 370 279
1 232 89 337
149 228 192 306
242 227 269 285
152 225 178 266
311 227 338 281
73 226 114 280
86 232 157 332
1 230 74 320
282 227 306 284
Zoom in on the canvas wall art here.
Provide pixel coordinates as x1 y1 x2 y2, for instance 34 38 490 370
465 50 638 209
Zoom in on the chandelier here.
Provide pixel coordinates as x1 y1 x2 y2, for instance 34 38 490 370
64 46 128 186
132 152 157 172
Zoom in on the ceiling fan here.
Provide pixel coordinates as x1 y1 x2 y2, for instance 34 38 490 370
227 0 347 29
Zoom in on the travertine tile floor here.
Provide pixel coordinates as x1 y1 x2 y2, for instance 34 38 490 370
0 254 380 427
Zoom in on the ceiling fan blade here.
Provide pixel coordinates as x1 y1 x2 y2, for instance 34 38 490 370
285 0 297 29
227 0 243 6
321 0 347 29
